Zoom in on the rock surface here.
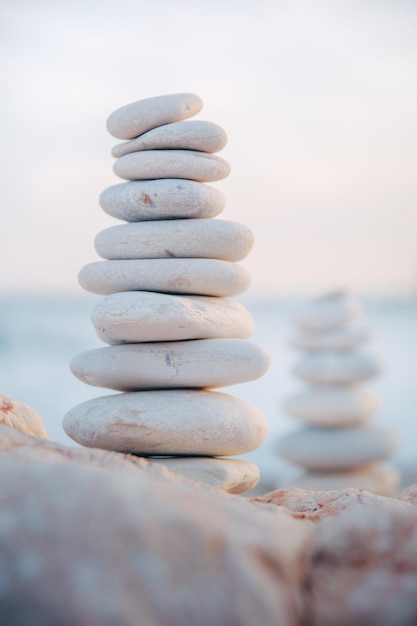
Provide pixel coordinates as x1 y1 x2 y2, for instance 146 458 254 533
63 389 269 455
294 350 381 384
292 324 371 351
70 339 270 391
0 394 48 438
294 290 362 331
290 464 401 496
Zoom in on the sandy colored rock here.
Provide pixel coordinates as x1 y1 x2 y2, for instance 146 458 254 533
294 350 381 385
79 258 251 297
294 290 362 331
284 385 380 427
107 92 203 139
277 426 397 471
70 339 270 391
113 149 230 183
0 394 48 439
0 430 310 626
112 120 227 157
151 457 260 494
63 389 269 456
292 324 371 351
252 485 412 521
290 464 401 496
100 179 225 222
91 291 254 345
94 219 254 262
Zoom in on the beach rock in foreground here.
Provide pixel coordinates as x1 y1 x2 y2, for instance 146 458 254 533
0 394 48 438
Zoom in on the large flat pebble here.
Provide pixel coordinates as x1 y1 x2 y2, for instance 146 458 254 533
63 390 269 456
150 457 259 494
99 179 224 222
294 290 362 331
91 291 254 345
291 324 371 351
107 93 203 139
284 385 380 427
277 426 397 470
70 339 270 391
79 258 250 297
294 351 381 385
113 150 230 183
112 120 227 157
291 464 401 496
94 219 253 262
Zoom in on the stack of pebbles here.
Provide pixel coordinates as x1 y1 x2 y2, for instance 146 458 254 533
63 93 270 494
277 291 400 496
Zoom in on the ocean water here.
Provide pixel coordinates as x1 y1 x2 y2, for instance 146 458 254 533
1 294 416 491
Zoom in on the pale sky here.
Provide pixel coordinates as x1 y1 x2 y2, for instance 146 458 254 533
1 0 416 296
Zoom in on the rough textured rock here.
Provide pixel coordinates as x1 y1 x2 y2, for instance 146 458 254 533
0 424 310 626
289 464 401 496
0 394 48 439
398 483 417 506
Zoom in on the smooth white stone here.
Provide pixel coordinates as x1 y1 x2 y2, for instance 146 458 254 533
70 339 270 391
294 290 362 331
112 120 227 157
150 457 259 494
79 259 250 297
113 150 230 183
91 291 254 345
284 385 380 427
107 93 203 140
291 464 401 497
291 324 371 351
277 426 398 471
294 351 381 385
99 180 224 222
94 219 254 262
62 390 269 456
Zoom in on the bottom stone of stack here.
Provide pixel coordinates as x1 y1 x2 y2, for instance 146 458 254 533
290 463 401 496
150 456 260 494
63 389 268 457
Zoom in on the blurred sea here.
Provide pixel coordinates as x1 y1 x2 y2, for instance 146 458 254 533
1 294 416 491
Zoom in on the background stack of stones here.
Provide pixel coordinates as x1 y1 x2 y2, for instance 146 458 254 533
277 291 400 496
63 93 270 494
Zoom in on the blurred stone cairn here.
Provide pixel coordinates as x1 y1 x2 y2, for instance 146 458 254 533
63 93 270 494
277 290 401 496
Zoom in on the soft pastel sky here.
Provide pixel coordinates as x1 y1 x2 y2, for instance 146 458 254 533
0 0 416 296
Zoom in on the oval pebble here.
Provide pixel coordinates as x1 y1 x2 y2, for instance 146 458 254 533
91 291 254 345
62 389 269 456
79 258 250 297
294 290 362 331
113 150 230 183
277 426 397 471
94 219 254 262
112 120 227 158
291 464 401 497
291 324 371 351
294 351 382 385
150 457 259 494
284 385 380 427
99 179 224 222
107 93 203 140
70 339 270 391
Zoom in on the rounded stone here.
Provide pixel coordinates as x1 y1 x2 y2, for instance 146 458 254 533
94 219 254 262
291 464 401 497
294 290 362 331
99 180 225 222
62 390 269 456
107 93 203 140
113 150 230 183
91 291 254 345
291 324 371 351
112 120 227 158
79 258 250 297
150 457 260 494
70 339 270 391
284 386 380 427
294 351 382 385
277 426 398 471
